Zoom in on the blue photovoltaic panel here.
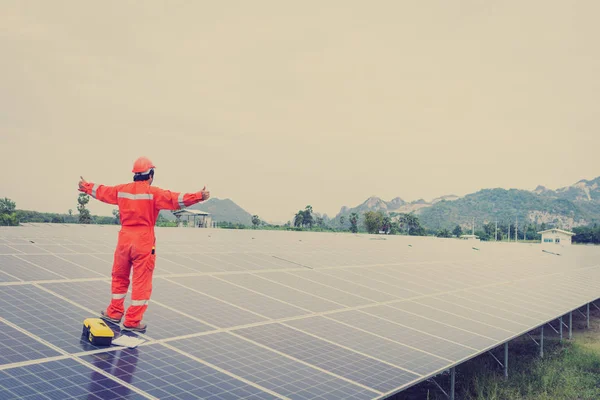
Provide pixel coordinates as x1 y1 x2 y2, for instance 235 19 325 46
158 253 224 273
0 285 136 353
362 305 498 349
0 270 21 282
152 278 267 328
0 358 148 399
220 273 343 313
257 271 371 307
41 281 215 340
16 254 103 279
2 244 50 254
286 316 446 375
170 332 379 400
49 253 112 275
0 244 19 254
34 244 77 254
0 322 60 365
328 310 476 361
0 255 64 281
169 275 309 319
235 323 420 393
81 344 278 400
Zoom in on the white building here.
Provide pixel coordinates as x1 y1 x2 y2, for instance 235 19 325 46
537 228 575 245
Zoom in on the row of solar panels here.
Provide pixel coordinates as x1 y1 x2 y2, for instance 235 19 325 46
1 226 599 399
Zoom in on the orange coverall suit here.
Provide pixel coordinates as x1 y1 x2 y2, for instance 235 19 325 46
80 180 205 327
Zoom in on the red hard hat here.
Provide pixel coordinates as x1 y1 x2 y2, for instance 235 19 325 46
132 156 156 173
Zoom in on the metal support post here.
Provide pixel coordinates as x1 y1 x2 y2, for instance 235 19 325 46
540 325 544 358
488 351 504 369
504 342 508 379
547 321 559 334
527 332 539 346
429 378 449 399
450 367 455 400
588 303 590 329
560 316 563 342
569 311 573 340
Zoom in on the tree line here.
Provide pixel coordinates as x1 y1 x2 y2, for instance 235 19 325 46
0 195 120 226
3 195 600 244
573 225 600 244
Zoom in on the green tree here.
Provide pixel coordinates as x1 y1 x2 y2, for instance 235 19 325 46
452 225 463 237
112 209 120 225
339 215 345 229
0 198 16 214
77 193 92 224
0 197 19 226
303 205 314 229
315 216 324 228
252 215 261 229
349 212 359 233
481 222 496 241
397 212 426 236
363 211 384 234
526 225 541 241
382 215 392 234
294 210 304 228
437 229 452 238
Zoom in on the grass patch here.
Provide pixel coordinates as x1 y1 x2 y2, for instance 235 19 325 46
461 341 600 400
393 310 600 400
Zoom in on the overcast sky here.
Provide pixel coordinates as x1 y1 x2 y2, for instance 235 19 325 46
1 1 598 223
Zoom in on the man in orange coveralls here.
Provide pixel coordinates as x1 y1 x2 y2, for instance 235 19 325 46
78 156 210 332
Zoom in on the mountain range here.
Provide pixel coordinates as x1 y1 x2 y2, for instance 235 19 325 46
158 177 600 231
332 176 600 230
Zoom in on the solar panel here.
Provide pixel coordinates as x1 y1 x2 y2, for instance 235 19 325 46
169 333 379 399
0 255 63 281
81 345 279 399
233 323 419 392
0 322 61 365
1 224 599 400
0 358 149 399
41 281 214 340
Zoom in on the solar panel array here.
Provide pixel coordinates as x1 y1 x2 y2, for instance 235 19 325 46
1 223 599 399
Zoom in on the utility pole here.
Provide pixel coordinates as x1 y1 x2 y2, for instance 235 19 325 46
507 223 510 242
515 216 518 243
495 219 498 241
472 217 475 236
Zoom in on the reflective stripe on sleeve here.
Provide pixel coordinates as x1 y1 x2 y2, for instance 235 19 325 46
131 300 149 306
117 192 153 200
92 184 99 198
178 193 185 209
112 293 126 299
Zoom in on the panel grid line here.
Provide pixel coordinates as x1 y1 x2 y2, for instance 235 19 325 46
226 331 383 395
0 316 157 399
160 342 290 399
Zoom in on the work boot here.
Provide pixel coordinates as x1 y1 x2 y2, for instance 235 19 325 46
99 310 122 324
122 322 147 332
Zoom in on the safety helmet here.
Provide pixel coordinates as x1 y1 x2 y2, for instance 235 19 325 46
132 156 156 174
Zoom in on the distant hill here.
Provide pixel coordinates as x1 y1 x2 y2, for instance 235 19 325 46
160 198 253 225
330 194 460 226
332 176 600 230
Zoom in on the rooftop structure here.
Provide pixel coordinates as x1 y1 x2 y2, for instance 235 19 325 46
171 209 212 228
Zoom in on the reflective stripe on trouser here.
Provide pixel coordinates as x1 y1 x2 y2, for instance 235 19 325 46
106 229 156 325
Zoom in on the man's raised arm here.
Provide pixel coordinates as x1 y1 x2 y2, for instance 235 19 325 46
151 186 210 211
78 176 120 205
